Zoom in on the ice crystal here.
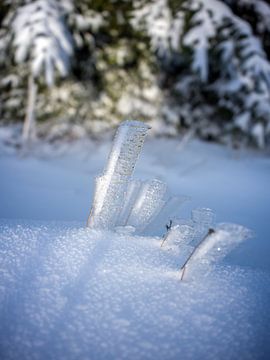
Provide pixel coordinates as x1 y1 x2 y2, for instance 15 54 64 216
126 179 167 232
88 121 171 232
88 120 151 229
87 120 252 279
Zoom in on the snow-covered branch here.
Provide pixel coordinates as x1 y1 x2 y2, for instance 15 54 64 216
11 0 73 86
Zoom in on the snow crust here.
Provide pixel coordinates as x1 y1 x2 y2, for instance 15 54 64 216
0 220 269 360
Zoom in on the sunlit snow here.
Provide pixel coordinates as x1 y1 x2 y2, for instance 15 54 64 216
0 135 270 359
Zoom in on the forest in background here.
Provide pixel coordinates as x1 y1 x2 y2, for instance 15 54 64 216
1 0 270 148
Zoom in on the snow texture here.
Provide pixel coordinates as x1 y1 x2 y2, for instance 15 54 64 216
0 219 269 360
0 135 270 359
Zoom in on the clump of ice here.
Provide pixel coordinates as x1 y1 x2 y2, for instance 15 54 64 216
127 179 167 232
86 120 253 284
191 207 215 241
0 220 269 360
86 122 222 248
88 120 151 230
87 121 178 234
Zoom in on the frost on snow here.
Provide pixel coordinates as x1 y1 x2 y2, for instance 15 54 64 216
0 220 269 360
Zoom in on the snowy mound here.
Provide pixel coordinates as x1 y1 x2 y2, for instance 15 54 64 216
1 121 269 359
0 220 269 360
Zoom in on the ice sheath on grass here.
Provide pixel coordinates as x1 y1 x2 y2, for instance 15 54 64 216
127 179 167 232
87 120 184 232
88 120 151 229
175 223 253 280
87 120 252 279
180 223 253 280
160 211 252 280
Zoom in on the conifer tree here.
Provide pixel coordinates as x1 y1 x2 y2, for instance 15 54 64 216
10 0 73 141
132 0 270 147
1 0 270 147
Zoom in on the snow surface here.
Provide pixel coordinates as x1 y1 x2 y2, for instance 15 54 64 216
0 137 270 359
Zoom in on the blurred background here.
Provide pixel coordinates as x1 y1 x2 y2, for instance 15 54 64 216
0 0 270 148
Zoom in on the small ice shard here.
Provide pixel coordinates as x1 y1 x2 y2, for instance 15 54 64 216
191 207 215 244
87 120 150 229
117 180 142 226
179 224 253 280
192 207 215 232
163 223 195 247
144 196 189 236
126 179 167 232
162 221 194 244
160 223 194 264
88 175 128 229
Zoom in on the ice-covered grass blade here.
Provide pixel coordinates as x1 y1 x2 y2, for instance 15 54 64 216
117 180 142 226
180 224 253 280
161 223 195 265
191 207 215 245
161 223 194 248
144 195 189 236
126 179 167 232
87 120 150 229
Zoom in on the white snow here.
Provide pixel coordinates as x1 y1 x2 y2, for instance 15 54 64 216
238 0 270 32
131 0 184 56
12 0 73 86
0 136 270 358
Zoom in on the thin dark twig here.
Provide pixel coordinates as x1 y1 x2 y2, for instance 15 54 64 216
161 232 169 247
180 228 215 281
161 220 173 247
166 220 173 232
